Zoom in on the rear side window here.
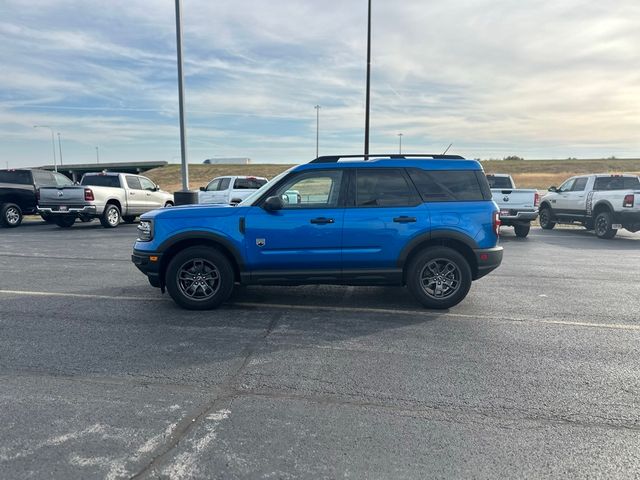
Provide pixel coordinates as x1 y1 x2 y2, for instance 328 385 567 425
571 177 588 191
218 178 231 191
0 170 32 185
234 178 266 189
408 169 487 202
82 175 121 188
594 176 640 191
486 175 513 189
125 176 142 189
356 169 419 207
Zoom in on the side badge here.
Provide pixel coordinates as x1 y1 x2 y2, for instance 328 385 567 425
256 238 266 247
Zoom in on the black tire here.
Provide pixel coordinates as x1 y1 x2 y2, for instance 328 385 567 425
164 202 174 208
100 204 121 228
165 246 234 310
1 203 23 228
78 215 93 223
594 211 617 239
514 224 531 238
54 216 76 228
406 246 472 310
123 215 137 224
539 207 556 230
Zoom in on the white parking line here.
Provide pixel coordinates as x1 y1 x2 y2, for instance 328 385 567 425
0 289 638 332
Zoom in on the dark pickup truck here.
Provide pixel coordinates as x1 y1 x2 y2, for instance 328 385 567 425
0 169 74 228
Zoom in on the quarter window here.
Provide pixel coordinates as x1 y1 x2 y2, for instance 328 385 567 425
356 169 418 207
408 169 485 202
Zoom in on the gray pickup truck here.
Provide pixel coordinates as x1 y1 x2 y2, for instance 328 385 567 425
38 172 174 228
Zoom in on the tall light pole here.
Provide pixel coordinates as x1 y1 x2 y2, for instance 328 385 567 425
397 133 403 154
314 105 321 158
33 125 57 172
364 0 372 157
96 146 100 164
57 132 63 166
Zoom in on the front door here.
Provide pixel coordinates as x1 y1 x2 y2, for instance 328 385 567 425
342 168 428 283
244 169 346 283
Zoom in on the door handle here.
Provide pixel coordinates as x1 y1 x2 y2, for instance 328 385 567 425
130 192 135 195
310 217 335 225
393 216 417 223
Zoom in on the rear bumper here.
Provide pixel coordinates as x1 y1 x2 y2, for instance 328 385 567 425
473 246 503 280
131 249 163 287
38 205 97 215
499 209 538 224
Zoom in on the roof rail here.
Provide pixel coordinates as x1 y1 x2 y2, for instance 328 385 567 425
309 153 465 164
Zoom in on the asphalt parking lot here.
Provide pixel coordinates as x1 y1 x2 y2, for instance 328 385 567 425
1 220 639 479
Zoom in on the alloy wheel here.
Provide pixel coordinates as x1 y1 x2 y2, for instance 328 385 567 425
177 258 221 301
419 258 461 299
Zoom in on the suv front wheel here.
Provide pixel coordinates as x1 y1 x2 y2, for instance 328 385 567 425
165 246 234 310
406 247 472 309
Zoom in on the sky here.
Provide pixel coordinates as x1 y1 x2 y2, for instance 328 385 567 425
1 0 639 168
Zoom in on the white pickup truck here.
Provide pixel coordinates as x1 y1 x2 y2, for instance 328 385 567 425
486 174 539 237
198 176 267 205
539 174 640 239
38 172 174 228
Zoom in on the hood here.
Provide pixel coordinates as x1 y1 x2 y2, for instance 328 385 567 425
141 203 248 220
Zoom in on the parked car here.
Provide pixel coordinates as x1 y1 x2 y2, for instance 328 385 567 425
199 176 267 205
132 154 503 310
0 168 74 228
486 174 539 237
539 174 640 239
38 172 174 228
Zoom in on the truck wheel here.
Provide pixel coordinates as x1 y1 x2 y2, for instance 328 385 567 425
165 246 234 310
100 204 121 228
123 215 137 224
514 224 531 238
54 216 76 228
164 202 174 208
1 203 23 228
539 207 556 230
595 211 617 239
40 213 55 224
406 246 472 310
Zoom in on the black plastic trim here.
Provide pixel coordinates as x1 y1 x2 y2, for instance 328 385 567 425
156 231 245 270
397 230 480 268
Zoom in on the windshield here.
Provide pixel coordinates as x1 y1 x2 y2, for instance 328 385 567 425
238 167 296 206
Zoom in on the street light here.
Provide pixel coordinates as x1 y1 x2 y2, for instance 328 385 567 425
57 133 63 166
33 125 58 172
397 133 403 154
364 0 372 157
314 105 321 158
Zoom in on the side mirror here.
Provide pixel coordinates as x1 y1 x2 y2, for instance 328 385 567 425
263 195 284 212
548 186 557 192
153 186 160 192
199 186 206 191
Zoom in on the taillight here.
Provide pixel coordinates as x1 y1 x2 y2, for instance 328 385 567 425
84 188 94 201
623 194 634 208
493 211 501 237
36 189 40 202
534 192 540 207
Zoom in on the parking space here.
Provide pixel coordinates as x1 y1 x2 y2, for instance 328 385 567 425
1 222 639 478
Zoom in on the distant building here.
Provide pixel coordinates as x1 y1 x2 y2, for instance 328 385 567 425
203 157 251 165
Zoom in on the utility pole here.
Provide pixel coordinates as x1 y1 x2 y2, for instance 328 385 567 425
398 133 403 154
314 105 321 158
33 125 58 172
96 146 100 164
364 0 372 157
57 133 63 166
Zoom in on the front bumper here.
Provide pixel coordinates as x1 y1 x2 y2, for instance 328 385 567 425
473 246 503 279
131 249 163 288
38 205 97 215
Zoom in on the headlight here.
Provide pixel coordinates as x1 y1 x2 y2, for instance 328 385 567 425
137 220 153 241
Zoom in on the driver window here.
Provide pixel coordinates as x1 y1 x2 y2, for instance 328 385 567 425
139 177 156 191
558 179 575 192
274 171 343 208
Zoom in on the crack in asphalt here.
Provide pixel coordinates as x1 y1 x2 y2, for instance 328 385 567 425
129 311 282 479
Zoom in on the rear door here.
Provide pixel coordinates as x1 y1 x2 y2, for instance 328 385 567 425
244 169 345 281
124 175 145 214
341 168 428 281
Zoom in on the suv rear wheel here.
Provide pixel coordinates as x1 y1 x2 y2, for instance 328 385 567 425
165 246 234 310
1 203 23 228
539 207 555 230
406 246 472 309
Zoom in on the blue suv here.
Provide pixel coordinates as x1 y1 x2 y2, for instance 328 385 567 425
132 154 503 310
